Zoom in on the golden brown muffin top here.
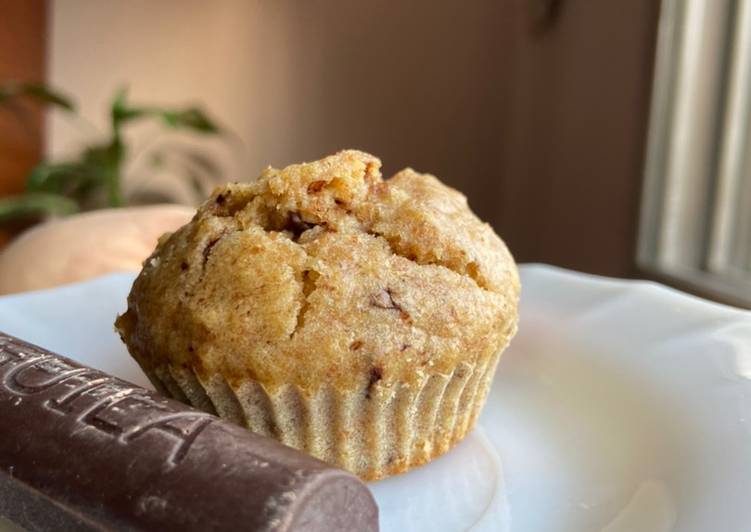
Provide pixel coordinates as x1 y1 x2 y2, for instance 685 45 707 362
116 150 519 391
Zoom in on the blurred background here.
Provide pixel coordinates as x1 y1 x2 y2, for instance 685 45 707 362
1 0 749 306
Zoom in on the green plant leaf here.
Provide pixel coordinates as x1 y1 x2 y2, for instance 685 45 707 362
82 141 124 168
0 83 74 111
26 162 87 194
111 86 128 113
111 87 144 133
0 193 79 223
161 108 220 133
81 141 125 207
109 88 221 135
26 144 125 207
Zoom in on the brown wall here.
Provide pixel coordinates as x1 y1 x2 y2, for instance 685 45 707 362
0 0 48 244
276 1 515 207
258 0 659 277
45 0 659 277
496 0 660 277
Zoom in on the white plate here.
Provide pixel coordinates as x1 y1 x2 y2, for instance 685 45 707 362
1 264 750 532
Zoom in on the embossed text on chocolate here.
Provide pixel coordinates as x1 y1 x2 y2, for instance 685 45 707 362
0 334 214 467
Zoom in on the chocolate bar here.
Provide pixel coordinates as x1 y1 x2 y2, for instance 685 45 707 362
0 332 378 531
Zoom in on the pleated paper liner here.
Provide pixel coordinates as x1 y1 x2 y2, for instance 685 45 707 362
144 351 501 481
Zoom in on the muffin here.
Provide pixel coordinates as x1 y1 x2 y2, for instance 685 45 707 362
115 150 519 480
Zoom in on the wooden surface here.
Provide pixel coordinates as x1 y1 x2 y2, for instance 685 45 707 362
0 0 47 246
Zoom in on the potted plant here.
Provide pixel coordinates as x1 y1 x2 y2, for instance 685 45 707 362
0 83 230 293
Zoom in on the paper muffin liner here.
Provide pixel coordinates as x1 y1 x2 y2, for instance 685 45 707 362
143 351 501 481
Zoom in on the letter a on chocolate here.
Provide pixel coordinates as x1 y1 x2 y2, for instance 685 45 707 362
0 332 379 532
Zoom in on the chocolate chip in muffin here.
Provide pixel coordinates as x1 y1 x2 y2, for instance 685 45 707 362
365 366 383 399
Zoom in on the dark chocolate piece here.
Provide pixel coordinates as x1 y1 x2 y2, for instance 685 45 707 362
0 332 378 532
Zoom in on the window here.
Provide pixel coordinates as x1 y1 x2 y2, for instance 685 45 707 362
639 0 751 307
